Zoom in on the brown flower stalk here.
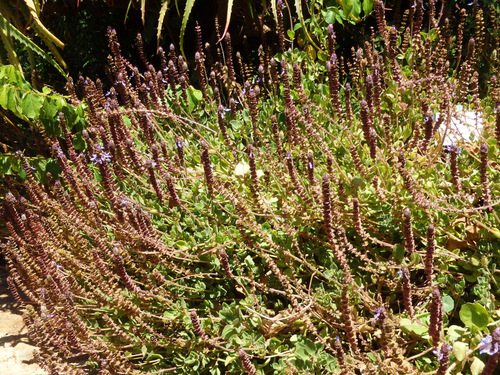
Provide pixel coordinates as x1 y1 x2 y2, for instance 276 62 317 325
335 336 349 373
327 23 336 57
341 279 359 354
401 268 415 319
238 348 257 375
218 249 233 277
403 208 416 254
175 137 185 167
436 343 451 375
480 142 491 210
201 140 214 198
276 0 285 53
286 152 311 205
496 105 500 144
428 287 443 348
246 144 260 197
327 55 342 119
425 223 435 285
224 33 236 85
190 310 209 342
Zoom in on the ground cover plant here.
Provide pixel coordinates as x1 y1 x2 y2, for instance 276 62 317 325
1 0 500 374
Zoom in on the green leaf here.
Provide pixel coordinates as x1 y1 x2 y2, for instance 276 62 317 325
452 341 468 361
350 0 362 20
459 303 489 330
244 255 256 272
221 324 238 340
179 0 195 58
234 161 250 176
447 325 466 339
317 50 328 61
186 86 203 112
400 318 428 336
2 85 21 117
351 176 365 188
220 0 234 42
21 92 43 119
0 13 66 78
393 244 405 262
442 294 454 313
470 357 485 375
363 0 374 16
294 0 320 51
0 65 23 86
157 1 171 50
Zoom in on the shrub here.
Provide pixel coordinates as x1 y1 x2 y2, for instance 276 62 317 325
1 1 500 374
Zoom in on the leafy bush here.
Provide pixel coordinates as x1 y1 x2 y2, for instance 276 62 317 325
1 1 500 374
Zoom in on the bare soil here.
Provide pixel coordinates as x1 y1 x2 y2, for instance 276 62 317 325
0 265 47 375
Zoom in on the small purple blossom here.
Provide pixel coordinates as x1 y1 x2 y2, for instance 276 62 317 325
479 335 500 356
219 107 231 119
372 307 385 323
443 144 462 154
433 344 451 361
90 152 112 165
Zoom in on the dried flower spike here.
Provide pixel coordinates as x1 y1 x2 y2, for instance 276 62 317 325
401 268 415 319
190 310 209 341
238 349 257 375
200 140 214 198
425 223 435 285
435 344 451 375
428 287 443 348
403 208 416 254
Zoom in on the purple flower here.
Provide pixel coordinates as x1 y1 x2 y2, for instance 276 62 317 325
479 335 500 356
433 345 451 361
372 307 385 323
219 107 231 119
90 152 112 165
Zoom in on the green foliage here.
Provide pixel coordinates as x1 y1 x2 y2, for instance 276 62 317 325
0 0 66 77
0 64 86 179
1 2 500 375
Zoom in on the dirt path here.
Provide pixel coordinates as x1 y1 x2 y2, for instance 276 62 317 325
0 266 47 375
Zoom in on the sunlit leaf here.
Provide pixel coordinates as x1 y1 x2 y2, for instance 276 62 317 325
459 303 489 330
179 0 195 58
157 0 171 50
220 0 234 42
0 13 66 77
21 92 43 119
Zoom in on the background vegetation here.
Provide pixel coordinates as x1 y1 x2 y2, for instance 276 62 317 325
1 0 499 374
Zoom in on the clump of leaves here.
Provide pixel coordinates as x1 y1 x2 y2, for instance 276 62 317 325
1 2 500 374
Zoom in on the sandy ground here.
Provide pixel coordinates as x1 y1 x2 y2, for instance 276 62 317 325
0 266 47 375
